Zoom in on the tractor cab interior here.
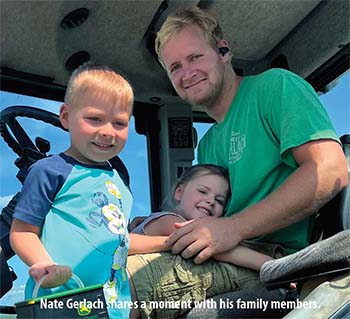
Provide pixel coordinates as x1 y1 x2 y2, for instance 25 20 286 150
0 0 349 318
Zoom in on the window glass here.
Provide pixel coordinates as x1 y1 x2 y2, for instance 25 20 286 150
193 122 212 164
320 72 349 136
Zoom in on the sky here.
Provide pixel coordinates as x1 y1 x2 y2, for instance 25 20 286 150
0 71 349 306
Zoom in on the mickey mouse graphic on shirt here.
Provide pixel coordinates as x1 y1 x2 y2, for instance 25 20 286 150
86 181 129 303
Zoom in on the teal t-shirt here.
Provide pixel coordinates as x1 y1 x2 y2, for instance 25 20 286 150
198 68 339 253
14 153 133 317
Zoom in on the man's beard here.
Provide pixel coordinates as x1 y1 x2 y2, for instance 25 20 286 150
183 75 224 109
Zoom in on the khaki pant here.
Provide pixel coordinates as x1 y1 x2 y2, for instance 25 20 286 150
127 242 284 319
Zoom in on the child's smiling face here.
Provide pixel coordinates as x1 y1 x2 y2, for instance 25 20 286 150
174 173 229 220
60 92 130 165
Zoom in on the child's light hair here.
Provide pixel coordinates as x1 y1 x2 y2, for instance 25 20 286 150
64 63 134 115
162 164 230 212
155 7 223 67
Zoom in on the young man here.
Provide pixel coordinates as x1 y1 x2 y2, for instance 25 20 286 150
155 7 348 263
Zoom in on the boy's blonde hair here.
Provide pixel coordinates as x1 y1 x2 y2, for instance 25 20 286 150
64 63 134 115
155 7 223 66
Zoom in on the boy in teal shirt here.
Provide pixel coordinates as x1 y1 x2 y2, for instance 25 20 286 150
11 63 134 317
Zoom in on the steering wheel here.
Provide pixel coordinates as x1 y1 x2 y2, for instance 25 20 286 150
0 106 66 157
0 106 67 260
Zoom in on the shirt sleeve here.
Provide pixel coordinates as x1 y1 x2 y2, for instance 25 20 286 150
13 157 68 227
131 212 187 234
267 69 339 167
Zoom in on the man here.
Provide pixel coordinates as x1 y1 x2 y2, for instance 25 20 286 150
155 7 348 264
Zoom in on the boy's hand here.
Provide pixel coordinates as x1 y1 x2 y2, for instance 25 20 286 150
29 262 72 288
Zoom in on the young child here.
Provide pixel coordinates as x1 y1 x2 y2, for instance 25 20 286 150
10 63 134 318
128 164 273 318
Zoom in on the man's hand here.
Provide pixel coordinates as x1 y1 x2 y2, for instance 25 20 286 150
166 216 241 264
29 262 72 288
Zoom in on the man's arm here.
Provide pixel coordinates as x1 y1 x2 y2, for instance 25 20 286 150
168 140 348 263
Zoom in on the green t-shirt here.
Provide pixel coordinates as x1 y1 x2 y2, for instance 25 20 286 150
197 68 339 253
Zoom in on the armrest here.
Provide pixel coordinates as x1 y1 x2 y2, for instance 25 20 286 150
260 230 350 289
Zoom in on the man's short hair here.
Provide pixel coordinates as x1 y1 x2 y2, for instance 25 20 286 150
155 7 223 66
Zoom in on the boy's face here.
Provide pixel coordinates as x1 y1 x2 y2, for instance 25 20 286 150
174 173 229 220
60 92 130 164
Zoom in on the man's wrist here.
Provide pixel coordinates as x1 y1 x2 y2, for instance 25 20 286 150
227 213 248 243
